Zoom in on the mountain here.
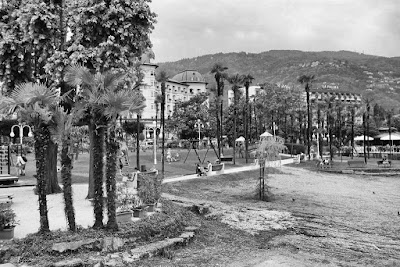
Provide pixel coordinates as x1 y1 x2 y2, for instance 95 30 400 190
156 50 400 109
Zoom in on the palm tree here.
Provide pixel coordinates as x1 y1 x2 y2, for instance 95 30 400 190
101 87 145 230
227 74 244 164
243 74 254 164
65 65 126 228
298 75 315 160
156 71 168 176
51 106 84 232
210 63 228 158
0 82 60 233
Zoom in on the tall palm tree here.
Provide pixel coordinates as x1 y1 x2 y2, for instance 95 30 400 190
101 87 145 230
243 74 254 164
51 105 85 232
65 65 129 228
211 63 228 158
298 75 315 160
227 74 244 164
156 71 168 176
0 82 60 233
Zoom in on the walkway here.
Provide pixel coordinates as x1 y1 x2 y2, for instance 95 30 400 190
6 158 295 239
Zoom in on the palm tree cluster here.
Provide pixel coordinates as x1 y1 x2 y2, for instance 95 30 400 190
0 66 145 232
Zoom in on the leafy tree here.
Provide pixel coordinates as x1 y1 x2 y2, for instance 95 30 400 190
122 120 144 137
167 93 210 140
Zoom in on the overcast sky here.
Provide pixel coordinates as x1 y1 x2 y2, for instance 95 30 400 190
149 0 400 63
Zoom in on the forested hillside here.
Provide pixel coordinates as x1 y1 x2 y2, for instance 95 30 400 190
156 50 400 109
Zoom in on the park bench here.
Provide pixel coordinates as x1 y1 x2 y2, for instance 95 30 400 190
377 160 391 168
347 160 366 168
317 159 332 169
220 156 233 163
205 163 225 176
0 194 13 203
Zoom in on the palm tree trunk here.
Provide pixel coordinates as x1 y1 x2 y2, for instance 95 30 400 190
34 126 50 233
105 128 118 231
306 88 311 160
87 123 95 199
92 117 105 229
233 91 237 165
61 136 76 231
245 86 249 163
45 140 62 194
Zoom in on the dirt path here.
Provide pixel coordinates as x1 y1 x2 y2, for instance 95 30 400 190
161 166 400 266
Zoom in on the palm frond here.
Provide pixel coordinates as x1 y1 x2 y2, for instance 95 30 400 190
64 64 94 87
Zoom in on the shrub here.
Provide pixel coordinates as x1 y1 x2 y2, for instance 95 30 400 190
284 143 306 154
0 203 18 230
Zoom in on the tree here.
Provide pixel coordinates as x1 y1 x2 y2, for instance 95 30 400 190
227 74 244 164
0 82 60 233
100 82 145 230
243 74 254 164
210 63 228 158
167 93 210 139
157 71 168 177
65 65 138 228
51 106 82 232
298 75 315 160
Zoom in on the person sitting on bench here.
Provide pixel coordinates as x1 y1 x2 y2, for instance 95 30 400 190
196 163 206 176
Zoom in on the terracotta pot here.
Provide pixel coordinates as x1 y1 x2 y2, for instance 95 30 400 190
0 227 14 240
116 211 132 223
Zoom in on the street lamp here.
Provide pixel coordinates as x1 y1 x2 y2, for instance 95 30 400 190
10 123 33 145
194 119 203 149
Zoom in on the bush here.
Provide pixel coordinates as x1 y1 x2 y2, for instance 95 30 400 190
284 143 306 155
0 203 17 230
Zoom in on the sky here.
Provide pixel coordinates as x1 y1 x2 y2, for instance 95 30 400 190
149 0 400 63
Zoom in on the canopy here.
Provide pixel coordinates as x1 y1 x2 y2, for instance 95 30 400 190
379 133 400 141
235 136 245 142
260 131 273 137
354 135 374 141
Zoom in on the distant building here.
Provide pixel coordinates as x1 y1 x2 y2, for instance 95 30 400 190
121 53 207 140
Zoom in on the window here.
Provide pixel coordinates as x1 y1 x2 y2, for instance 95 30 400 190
190 88 193 94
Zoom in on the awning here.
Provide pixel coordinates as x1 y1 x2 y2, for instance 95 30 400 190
354 135 374 141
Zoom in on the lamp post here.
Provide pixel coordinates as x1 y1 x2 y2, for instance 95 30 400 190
146 124 157 165
194 119 203 149
10 123 33 145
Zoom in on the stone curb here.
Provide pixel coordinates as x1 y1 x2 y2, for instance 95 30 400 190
1 226 199 267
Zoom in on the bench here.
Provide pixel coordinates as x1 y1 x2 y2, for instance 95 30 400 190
0 194 13 203
377 160 391 168
347 160 366 168
220 156 233 163
206 163 225 176
317 159 332 169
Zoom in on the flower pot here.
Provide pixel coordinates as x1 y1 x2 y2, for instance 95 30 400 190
146 203 156 212
116 211 132 223
132 206 148 218
0 227 14 240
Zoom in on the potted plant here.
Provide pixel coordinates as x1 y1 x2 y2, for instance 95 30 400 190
0 203 18 240
115 183 137 223
137 173 158 212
